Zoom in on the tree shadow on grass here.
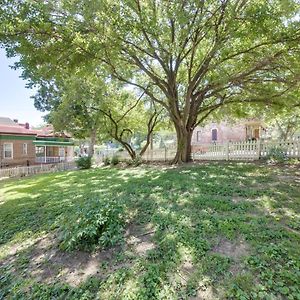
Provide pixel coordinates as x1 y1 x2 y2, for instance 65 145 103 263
0 167 161 247
0 162 299 299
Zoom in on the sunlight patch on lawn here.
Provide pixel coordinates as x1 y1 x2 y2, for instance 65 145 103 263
0 231 46 260
0 192 41 205
0 182 37 194
0 163 299 299
118 168 151 178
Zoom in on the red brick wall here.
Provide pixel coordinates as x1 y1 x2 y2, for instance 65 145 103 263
0 139 36 167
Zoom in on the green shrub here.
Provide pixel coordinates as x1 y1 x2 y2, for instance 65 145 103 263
58 198 124 251
127 155 143 167
266 147 287 163
287 158 300 165
103 156 110 166
76 156 92 169
111 155 120 165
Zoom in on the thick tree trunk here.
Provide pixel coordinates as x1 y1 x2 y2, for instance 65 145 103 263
124 144 136 160
139 131 153 157
172 123 193 164
88 129 96 156
139 141 150 157
117 139 136 160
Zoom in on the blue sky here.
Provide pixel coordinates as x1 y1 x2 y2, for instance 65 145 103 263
0 48 45 126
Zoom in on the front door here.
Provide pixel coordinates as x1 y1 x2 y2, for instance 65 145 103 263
254 128 260 139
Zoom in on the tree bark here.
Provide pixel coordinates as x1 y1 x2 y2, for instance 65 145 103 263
172 123 193 164
88 129 96 156
116 139 136 160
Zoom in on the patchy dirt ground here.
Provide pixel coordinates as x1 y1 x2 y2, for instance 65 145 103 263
0 223 158 288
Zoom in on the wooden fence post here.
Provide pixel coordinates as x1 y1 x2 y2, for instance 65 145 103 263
225 142 229 161
164 147 167 162
257 140 261 159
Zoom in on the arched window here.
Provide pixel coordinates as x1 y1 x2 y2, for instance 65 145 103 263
212 129 218 142
196 131 201 142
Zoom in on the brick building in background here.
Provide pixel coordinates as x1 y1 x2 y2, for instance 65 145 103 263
191 119 267 152
0 117 74 168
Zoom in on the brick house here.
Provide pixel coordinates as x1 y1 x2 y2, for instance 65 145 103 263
0 117 74 168
191 119 267 151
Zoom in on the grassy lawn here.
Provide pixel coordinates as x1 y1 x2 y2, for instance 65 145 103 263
0 162 299 299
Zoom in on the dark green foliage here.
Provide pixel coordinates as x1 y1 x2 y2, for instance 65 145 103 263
127 155 143 167
103 156 110 166
58 198 124 251
76 156 92 169
110 155 119 166
266 147 287 163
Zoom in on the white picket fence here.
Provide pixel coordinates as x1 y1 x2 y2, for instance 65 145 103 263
142 148 177 161
0 162 77 179
94 148 178 163
193 140 300 161
93 139 300 164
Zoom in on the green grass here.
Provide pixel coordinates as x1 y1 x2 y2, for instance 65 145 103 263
0 162 299 299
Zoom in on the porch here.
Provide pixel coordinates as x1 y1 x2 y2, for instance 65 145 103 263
245 120 266 140
33 140 74 164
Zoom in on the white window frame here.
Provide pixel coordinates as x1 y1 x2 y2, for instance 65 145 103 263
3 143 13 159
22 143 28 155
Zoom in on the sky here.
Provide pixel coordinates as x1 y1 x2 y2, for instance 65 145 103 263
0 48 45 127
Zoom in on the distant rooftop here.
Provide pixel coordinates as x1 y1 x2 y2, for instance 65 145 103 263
0 124 37 135
0 117 71 138
0 116 17 126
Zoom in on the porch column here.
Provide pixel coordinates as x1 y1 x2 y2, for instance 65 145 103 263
44 146 47 163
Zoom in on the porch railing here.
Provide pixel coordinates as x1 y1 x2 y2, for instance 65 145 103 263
35 156 73 164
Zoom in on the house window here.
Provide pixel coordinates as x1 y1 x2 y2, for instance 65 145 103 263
3 143 13 159
36 146 45 155
59 147 65 157
196 131 201 142
22 143 28 155
212 129 218 142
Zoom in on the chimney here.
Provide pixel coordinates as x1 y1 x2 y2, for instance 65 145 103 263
13 119 18 123
25 122 29 129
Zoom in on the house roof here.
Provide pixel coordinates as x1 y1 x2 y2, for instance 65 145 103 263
32 140 74 146
33 124 71 138
0 117 72 139
0 117 17 126
0 125 37 136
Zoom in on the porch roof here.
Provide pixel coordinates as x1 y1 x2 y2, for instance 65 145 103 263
33 140 74 146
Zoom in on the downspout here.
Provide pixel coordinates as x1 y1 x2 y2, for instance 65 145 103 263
44 145 47 163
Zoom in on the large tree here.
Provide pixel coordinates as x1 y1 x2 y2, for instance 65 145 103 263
49 72 162 159
1 0 300 162
49 75 104 156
